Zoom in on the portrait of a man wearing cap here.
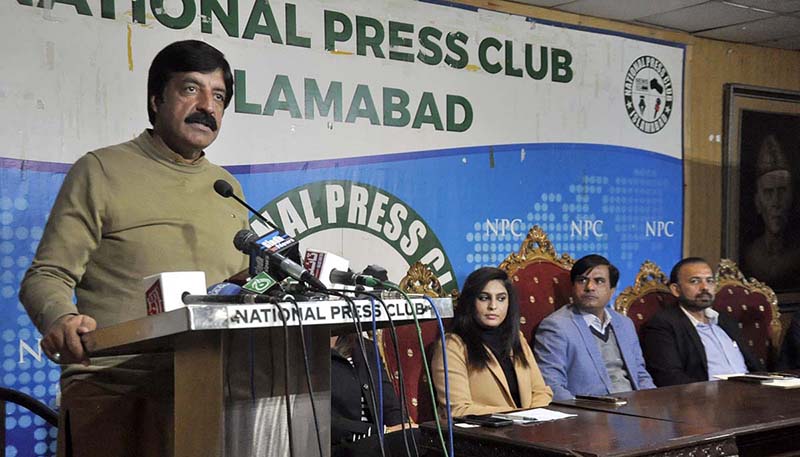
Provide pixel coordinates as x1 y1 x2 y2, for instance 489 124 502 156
742 132 800 290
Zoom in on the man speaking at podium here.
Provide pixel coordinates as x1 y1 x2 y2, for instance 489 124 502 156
19 40 249 456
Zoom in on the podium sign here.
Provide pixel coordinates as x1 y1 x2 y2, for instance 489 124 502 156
83 297 453 457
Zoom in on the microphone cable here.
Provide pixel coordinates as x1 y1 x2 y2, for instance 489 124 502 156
380 283 448 457
422 295 454 457
355 290 417 457
282 294 325 457
365 295 385 440
326 289 388 457
270 295 296 457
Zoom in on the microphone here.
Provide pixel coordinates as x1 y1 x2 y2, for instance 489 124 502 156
329 269 382 288
234 229 327 291
361 265 389 289
182 291 278 305
143 271 207 315
214 179 304 281
207 281 243 296
214 179 277 230
208 275 285 302
303 249 350 289
242 271 281 295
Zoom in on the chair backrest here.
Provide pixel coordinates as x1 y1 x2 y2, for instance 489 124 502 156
0 386 58 452
498 226 575 343
380 261 451 424
397 261 446 298
713 258 782 369
614 260 677 335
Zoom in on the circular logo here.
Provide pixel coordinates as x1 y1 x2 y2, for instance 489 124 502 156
255 180 458 294
624 56 673 134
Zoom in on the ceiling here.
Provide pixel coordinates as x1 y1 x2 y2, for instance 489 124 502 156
511 0 800 50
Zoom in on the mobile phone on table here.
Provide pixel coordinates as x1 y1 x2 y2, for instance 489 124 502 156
727 375 771 383
457 414 513 427
575 394 628 405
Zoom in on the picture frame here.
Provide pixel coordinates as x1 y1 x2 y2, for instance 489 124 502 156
722 84 800 306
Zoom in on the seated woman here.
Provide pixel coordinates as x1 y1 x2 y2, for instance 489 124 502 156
431 267 553 417
331 333 420 457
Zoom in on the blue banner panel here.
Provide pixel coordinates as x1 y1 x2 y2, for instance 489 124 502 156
2 142 680 455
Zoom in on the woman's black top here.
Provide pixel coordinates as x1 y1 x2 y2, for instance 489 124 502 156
480 327 521 408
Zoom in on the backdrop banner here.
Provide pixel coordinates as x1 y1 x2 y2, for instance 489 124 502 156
2 0 684 454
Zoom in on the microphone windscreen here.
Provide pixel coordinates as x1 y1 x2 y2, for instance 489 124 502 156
207 282 243 295
213 179 234 198
233 229 258 251
329 268 355 286
362 264 389 282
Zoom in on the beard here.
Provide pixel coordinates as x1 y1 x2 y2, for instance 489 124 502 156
679 292 714 312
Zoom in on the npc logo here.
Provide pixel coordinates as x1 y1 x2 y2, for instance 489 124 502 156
624 56 673 134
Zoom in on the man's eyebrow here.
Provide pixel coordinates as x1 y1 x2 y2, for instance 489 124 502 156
178 76 225 92
178 75 201 85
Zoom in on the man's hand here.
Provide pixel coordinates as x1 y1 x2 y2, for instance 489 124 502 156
386 422 418 434
41 314 97 366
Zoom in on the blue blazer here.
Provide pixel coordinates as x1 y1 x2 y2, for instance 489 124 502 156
534 305 655 400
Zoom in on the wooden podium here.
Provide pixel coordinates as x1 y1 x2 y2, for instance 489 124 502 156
83 296 453 457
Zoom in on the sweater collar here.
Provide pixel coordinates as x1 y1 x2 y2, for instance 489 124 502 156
134 129 210 173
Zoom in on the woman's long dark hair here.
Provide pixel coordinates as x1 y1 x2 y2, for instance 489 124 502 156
451 267 528 370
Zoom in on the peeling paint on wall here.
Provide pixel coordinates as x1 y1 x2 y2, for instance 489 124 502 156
44 41 55 71
127 24 133 71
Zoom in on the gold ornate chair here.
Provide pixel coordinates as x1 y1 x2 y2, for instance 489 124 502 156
379 261 451 424
498 226 575 343
713 259 781 369
614 260 677 335
397 262 446 297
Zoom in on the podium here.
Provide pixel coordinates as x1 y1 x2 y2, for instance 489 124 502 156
83 297 453 457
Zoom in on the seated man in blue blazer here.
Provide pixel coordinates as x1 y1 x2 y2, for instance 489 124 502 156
534 254 656 400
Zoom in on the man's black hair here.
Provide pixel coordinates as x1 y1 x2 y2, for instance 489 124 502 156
669 257 710 284
147 40 233 125
570 254 620 288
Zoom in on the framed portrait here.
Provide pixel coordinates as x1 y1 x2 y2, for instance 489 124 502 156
723 84 800 306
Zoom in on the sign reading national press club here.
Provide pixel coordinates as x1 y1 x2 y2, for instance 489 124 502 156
4 1 683 454
225 299 438 328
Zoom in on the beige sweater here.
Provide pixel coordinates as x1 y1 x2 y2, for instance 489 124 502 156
20 130 249 381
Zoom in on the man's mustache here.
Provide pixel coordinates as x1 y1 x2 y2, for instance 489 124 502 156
185 111 218 131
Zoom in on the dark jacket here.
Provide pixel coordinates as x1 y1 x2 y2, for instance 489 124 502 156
641 304 763 386
778 312 800 370
331 338 402 445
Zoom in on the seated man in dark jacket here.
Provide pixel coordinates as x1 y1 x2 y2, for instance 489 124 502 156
331 334 419 457
641 257 763 386
778 312 800 369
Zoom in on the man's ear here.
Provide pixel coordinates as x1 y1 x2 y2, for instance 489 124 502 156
754 193 764 216
149 95 161 117
669 283 680 298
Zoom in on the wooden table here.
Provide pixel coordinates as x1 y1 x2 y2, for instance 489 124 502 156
422 380 800 456
556 380 800 456
421 405 735 456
